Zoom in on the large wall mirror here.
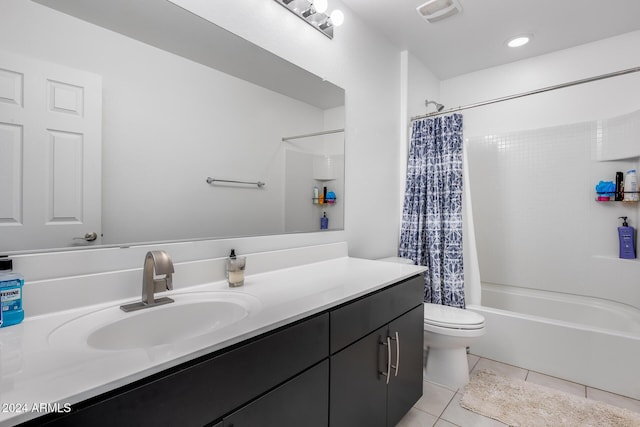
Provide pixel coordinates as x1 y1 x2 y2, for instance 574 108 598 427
0 0 345 254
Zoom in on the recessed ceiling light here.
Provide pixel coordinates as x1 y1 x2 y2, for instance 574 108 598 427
506 34 533 48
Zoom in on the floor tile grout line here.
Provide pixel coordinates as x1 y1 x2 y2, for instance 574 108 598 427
436 390 461 426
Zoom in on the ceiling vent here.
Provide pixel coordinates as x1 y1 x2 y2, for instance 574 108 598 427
416 0 462 23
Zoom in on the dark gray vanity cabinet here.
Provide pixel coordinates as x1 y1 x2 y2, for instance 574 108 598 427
22 274 423 427
329 276 424 427
29 314 329 427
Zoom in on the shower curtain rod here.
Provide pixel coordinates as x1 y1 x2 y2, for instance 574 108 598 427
410 65 640 122
282 128 344 142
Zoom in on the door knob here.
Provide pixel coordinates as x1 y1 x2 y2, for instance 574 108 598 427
73 232 98 242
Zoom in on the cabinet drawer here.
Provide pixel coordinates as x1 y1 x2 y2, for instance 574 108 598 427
330 275 423 353
41 313 329 427
223 360 328 427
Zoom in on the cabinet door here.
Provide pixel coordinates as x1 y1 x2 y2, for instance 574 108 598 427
386 305 424 427
223 360 328 427
330 326 388 427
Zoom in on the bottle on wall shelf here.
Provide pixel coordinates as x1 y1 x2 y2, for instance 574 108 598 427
615 171 624 201
0 258 25 327
313 186 319 204
320 212 328 230
618 217 636 259
623 169 638 202
326 191 336 204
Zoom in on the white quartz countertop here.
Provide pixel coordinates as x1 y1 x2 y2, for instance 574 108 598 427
0 256 425 425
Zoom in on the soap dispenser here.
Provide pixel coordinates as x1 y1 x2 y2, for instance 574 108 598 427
320 212 328 230
618 217 636 259
225 249 246 287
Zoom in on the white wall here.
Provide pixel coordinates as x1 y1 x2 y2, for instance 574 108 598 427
441 31 640 308
170 0 403 259
399 51 441 244
441 31 640 135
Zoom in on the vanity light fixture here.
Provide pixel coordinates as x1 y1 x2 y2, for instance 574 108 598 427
273 0 344 39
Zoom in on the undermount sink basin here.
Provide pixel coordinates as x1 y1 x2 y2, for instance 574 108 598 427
48 291 261 351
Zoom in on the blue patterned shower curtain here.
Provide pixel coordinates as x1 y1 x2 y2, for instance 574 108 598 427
399 114 465 308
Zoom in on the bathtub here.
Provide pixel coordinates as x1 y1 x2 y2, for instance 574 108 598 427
467 283 640 400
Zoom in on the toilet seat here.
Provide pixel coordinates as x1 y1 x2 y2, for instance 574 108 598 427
424 303 485 330
423 321 485 338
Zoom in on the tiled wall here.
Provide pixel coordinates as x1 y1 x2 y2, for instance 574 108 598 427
467 109 640 307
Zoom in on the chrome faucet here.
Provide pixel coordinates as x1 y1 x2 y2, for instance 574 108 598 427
121 250 175 312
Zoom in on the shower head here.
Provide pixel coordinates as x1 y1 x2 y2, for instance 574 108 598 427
425 100 445 112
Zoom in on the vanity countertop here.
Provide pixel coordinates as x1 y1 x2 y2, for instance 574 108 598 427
0 256 425 426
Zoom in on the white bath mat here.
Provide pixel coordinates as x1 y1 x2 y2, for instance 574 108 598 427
460 369 640 427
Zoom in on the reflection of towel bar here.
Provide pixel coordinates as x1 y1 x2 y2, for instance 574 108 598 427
206 177 265 188
282 128 344 142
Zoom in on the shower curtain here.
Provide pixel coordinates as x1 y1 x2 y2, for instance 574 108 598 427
399 113 465 308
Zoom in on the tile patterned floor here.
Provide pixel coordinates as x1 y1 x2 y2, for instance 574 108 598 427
396 354 640 427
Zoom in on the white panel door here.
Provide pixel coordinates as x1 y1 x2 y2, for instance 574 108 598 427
0 51 102 252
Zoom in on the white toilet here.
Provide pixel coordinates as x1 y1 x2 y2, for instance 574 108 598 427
423 303 485 389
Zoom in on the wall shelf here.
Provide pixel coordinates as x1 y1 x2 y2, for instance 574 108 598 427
312 198 337 206
595 191 638 202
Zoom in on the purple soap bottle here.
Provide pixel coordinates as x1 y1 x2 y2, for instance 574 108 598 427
618 217 636 259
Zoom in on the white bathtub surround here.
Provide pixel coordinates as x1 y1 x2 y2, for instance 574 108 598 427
462 106 640 402
468 283 640 400
466 113 640 308
0 242 426 426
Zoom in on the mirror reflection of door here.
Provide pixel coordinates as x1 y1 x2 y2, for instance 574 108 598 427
0 51 102 252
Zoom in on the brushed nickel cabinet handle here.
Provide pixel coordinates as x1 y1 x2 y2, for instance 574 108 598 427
380 336 392 384
391 331 400 376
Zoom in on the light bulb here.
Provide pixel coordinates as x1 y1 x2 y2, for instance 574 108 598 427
330 9 344 26
506 34 533 48
314 0 328 13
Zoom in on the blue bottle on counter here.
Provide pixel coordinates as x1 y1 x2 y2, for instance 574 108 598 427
0 258 24 327
618 217 636 259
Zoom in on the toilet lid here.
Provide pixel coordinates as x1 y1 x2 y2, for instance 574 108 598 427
424 303 485 330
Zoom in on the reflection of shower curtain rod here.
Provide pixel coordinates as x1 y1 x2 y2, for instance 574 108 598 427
282 128 344 142
410 65 640 122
